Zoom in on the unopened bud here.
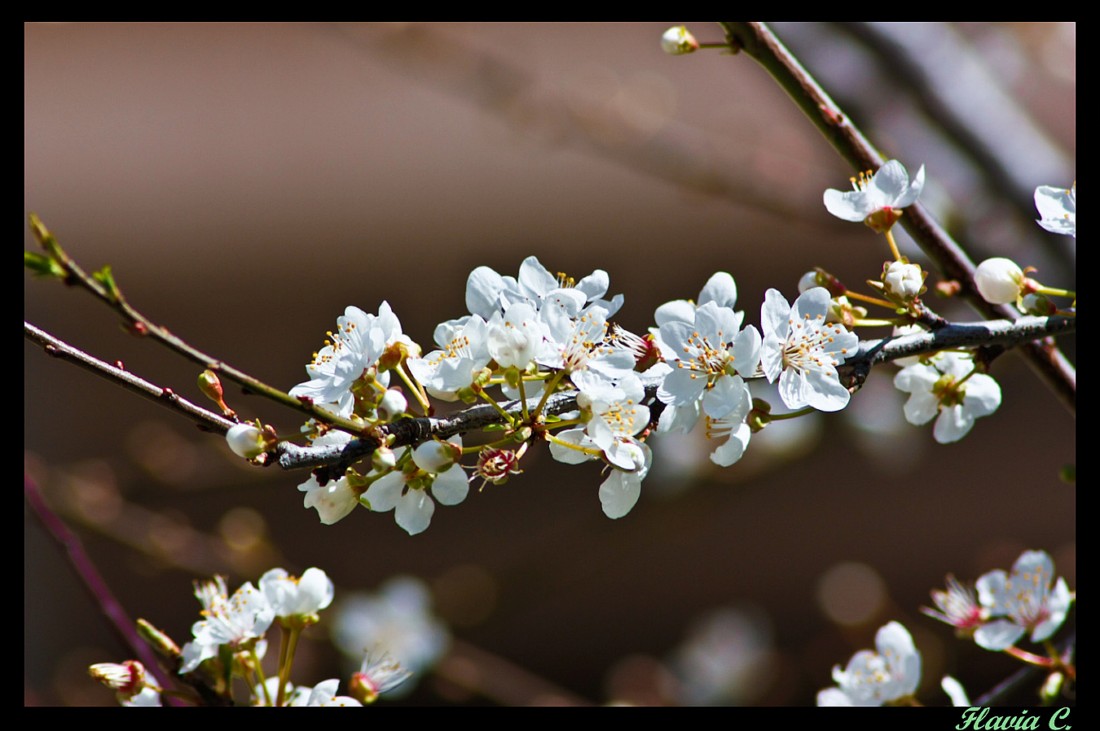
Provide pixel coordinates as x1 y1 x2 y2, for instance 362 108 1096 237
661 26 699 55
226 423 268 459
378 388 408 420
136 618 182 660
198 369 236 417
974 257 1025 305
372 445 397 472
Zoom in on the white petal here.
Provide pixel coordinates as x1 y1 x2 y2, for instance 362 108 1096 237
430 465 470 506
760 289 791 340
598 469 641 519
823 188 872 222
941 675 970 707
816 687 855 706
362 472 405 512
466 266 506 319
974 620 1026 651
395 490 435 535
698 272 738 309
933 406 974 443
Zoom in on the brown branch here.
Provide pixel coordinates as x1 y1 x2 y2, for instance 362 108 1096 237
718 22 1075 415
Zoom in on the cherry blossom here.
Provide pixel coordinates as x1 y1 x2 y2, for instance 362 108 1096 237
823 160 925 232
974 550 1073 651
760 287 858 412
893 351 1001 443
179 576 275 674
362 438 468 535
817 621 921 706
260 567 335 620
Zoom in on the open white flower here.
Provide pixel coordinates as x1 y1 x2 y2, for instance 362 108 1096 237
179 576 275 674
298 430 360 525
817 621 921 706
823 160 925 232
407 315 492 400
1035 182 1075 238
893 352 1001 443
974 550 1073 651
760 287 858 412
363 438 468 535
260 567 335 620
289 303 409 418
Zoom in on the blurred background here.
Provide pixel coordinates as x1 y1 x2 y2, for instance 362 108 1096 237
25 22 1075 706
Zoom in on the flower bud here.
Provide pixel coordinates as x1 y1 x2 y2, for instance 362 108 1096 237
974 257 1024 305
882 260 924 302
226 423 267 459
661 26 699 55
377 388 408 421
412 439 460 472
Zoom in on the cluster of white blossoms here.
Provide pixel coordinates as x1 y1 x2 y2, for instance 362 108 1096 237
218 160 1069 533
816 550 1074 707
91 568 413 707
922 549 1073 652
269 252 872 533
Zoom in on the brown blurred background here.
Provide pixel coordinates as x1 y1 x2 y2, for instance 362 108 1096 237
24 22 1075 706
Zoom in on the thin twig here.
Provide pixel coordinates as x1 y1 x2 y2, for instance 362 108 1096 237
28 215 370 436
718 22 1075 415
24 321 236 436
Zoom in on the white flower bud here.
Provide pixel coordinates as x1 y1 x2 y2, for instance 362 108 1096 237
974 257 1024 305
226 423 266 459
413 439 460 473
797 271 820 293
883 261 924 301
661 26 699 55
378 388 407 420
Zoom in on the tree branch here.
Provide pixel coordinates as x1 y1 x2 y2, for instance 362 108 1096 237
28 216 371 436
24 321 237 435
717 22 1076 415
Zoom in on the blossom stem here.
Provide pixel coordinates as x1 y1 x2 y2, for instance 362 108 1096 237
275 625 302 706
477 387 518 425
251 647 272 706
544 433 603 457
843 290 897 309
884 229 903 261
1033 284 1076 300
532 370 567 419
518 377 530 423
1003 645 1055 669
395 363 431 416
850 318 902 328
767 407 815 421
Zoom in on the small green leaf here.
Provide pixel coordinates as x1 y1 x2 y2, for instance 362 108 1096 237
24 250 66 279
92 264 121 301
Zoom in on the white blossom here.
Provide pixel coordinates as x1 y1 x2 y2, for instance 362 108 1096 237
893 352 1001 443
259 567 335 619
817 621 921 706
179 576 275 674
823 160 925 230
974 550 1073 651
760 287 858 412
